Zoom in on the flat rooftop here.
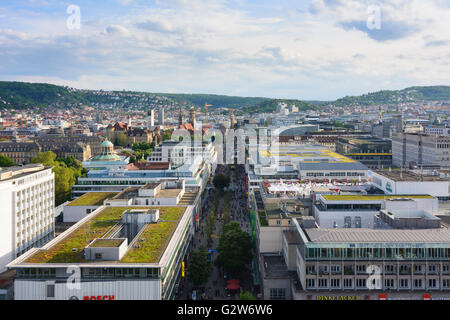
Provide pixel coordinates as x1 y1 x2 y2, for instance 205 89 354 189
143 182 161 189
374 170 450 182
68 192 119 206
256 146 369 171
25 206 186 264
156 189 182 198
0 164 51 182
259 148 357 164
304 227 450 243
262 254 296 279
114 188 139 200
384 209 440 220
321 194 434 201
340 137 391 145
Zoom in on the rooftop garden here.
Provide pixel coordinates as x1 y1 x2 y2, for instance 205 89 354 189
258 211 268 227
120 221 178 263
67 192 118 206
25 206 186 264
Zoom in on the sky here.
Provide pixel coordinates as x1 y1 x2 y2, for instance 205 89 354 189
0 0 449 100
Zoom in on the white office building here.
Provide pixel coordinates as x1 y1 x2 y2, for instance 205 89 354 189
0 164 55 272
148 141 187 168
392 132 450 168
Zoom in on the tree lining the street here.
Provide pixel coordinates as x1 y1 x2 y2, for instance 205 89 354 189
187 246 212 288
213 173 230 189
205 209 216 242
222 191 232 226
238 291 256 300
216 222 253 276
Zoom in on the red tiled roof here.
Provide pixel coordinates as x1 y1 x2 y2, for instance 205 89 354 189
128 162 171 170
114 122 128 131
125 163 139 170
180 123 194 131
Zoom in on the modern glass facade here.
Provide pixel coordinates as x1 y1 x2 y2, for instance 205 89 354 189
299 244 450 261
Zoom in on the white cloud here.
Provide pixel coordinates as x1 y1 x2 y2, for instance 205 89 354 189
0 0 448 100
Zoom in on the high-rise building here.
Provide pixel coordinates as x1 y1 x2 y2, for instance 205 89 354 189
147 109 155 128
0 164 55 272
159 108 165 126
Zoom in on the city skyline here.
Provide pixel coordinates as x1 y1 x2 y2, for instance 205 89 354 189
0 0 449 100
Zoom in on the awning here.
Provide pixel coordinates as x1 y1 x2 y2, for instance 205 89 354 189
226 279 240 290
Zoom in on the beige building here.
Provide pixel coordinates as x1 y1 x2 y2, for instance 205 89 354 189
0 141 41 165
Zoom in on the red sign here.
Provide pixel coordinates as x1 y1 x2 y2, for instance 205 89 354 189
84 296 115 300
378 294 387 300
423 294 431 301
245 176 249 198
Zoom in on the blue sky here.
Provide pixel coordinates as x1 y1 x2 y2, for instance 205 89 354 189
0 0 449 100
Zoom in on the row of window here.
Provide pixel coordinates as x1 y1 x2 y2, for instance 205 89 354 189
306 172 365 178
306 278 450 290
17 267 161 279
305 247 450 260
307 264 448 275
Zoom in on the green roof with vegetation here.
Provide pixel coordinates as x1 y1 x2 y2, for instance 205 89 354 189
67 192 118 206
258 211 268 227
322 195 433 201
26 206 186 264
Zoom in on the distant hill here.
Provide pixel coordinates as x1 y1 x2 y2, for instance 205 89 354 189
0 81 89 109
330 86 450 107
0 81 272 110
0 81 448 111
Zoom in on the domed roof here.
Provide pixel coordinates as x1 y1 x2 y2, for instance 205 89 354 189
91 154 122 162
100 140 114 147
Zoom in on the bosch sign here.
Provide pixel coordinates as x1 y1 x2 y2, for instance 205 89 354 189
83 295 115 300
